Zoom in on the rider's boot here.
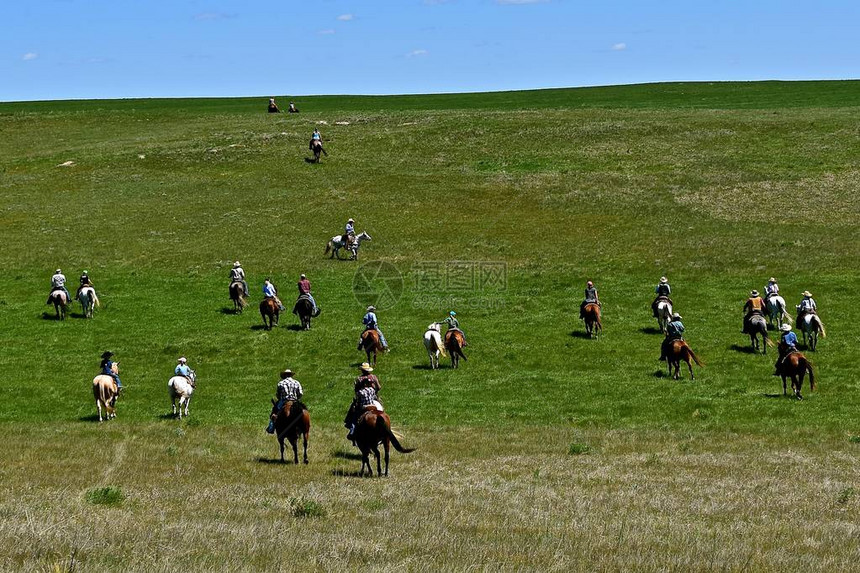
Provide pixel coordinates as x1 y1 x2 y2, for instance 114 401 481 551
266 419 276 434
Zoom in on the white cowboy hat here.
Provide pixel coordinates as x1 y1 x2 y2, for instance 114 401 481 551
750 290 759 296
660 277 668 283
780 323 792 332
366 305 376 312
56 268 62 273
178 357 187 363
672 313 682 319
768 277 777 283
234 261 241 267
359 362 373 372
300 274 306 279
280 369 294 378
348 218 354 223
802 291 812 297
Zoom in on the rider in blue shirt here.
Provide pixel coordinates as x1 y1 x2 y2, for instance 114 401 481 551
175 357 192 379
263 278 285 310
659 313 685 361
774 324 798 375
358 305 389 351
100 351 122 390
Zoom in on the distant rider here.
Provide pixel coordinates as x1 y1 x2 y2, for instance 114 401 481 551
358 305 389 352
266 368 303 434
288 102 298 113
796 291 817 323
48 268 71 304
652 276 673 318
296 273 320 316
230 261 249 296
341 218 355 248
76 270 93 300
442 311 467 346
344 363 381 441
659 313 685 361
263 278 285 311
774 324 798 375
268 98 280 113
742 290 767 334
100 351 122 392
579 280 600 320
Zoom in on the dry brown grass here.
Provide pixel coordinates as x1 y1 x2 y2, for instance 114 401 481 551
2 424 858 571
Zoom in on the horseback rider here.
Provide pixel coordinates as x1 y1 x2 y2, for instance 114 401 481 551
742 289 767 334
100 351 122 392
764 277 779 299
48 268 71 304
652 276 673 318
296 273 320 316
579 280 600 320
341 218 356 248
267 97 280 113
76 270 93 300
774 323 799 375
358 305 389 352
312 128 321 141
174 357 194 383
344 363 381 441
263 278 285 311
796 291 817 323
442 311 467 346
230 261 249 296
266 368 303 434
659 313 685 361
288 101 298 113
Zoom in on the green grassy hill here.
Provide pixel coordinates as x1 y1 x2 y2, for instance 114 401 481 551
1 82 858 570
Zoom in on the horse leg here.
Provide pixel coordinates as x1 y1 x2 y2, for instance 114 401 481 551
302 431 308 464
373 445 382 477
279 437 286 463
97 400 103 422
687 357 695 380
184 396 191 417
383 441 390 477
361 452 371 476
291 436 299 464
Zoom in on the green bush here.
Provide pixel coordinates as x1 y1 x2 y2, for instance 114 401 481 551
85 486 124 506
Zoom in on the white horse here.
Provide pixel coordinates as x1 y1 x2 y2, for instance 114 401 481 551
797 313 826 351
324 231 372 260
78 286 100 318
423 323 446 369
93 362 119 422
656 301 673 335
168 371 196 418
765 295 791 329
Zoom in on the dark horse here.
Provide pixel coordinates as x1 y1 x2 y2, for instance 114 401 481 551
309 139 327 163
444 330 467 369
269 399 311 464
292 296 314 330
747 314 769 354
229 282 246 313
47 290 69 320
583 303 602 338
667 340 703 380
259 298 279 330
360 329 383 366
353 408 415 477
778 351 815 400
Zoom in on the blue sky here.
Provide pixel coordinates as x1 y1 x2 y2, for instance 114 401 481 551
2 0 857 101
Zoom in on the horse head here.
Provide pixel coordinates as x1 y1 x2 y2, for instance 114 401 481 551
357 231 372 243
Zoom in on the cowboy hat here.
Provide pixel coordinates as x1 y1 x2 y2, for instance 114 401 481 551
586 281 593 286
768 277 776 283
280 369 294 378
348 218 354 223
177 357 187 363
780 323 792 332
366 305 376 312
672 313 682 320
802 291 812 297
750 290 759 296
56 269 62 274
233 261 241 267
359 362 373 372
101 351 114 358
300 273 306 279
660 277 668 283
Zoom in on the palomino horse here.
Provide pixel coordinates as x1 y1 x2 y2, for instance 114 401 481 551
269 399 311 464
324 231 372 260
444 329 467 369
93 362 120 422
360 329 384 366
78 286 100 318
797 314 826 351
423 323 446 369
229 281 246 313
259 298 279 330
353 408 414 477
765 295 791 329
747 314 770 355
655 300 673 335
666 340 702 380
778 351 815 399
47 290 69 320
583 303 602 338
309 139 327 163
168 371 196 418
292 296 314 330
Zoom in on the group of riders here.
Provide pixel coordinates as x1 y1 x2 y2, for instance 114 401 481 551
47 268 94 306
229 261 320 317
267 98 298 114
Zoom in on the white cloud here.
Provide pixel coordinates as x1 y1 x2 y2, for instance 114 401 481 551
611 42 627 51
22 52 38 61
496 0 548 4
337 14 354 21
318 29 335 35
407 49 429 58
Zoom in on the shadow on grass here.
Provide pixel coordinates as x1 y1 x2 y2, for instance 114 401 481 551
40 312 62 321
763 393 786 398
78 414 101 422
219 307 241 315
250 324 271 331
332 450 362 460
640 326 662 335
256 457 287 465
729 344 757 355
158 413 177 420
569 330 592 339
330 469 373 478
412 363 450 370
70 312 88 319
285 324 306 331
304 157 320 164
652 369 669 378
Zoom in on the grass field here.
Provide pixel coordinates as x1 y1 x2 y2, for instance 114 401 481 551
1 81 859 571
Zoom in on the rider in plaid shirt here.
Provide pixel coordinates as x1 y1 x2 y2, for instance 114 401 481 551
266 369 303 434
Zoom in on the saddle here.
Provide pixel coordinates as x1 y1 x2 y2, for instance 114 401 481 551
655 296 670 304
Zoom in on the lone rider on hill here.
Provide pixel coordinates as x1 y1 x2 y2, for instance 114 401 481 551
774 323 798 375
652 277 673 318
48 268 71 304
266 369 303 434
358 305 389 352
579 280 600 320
230 261 249 297
659 313 685 362
742 289 767 334
344 363 381 442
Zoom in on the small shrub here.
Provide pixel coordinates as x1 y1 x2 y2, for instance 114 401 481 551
290 497 325 518
848 436 860 444
836 487 855 506
166 445 178 457
85 486 124 506
568 443 590 456
644 453 659 466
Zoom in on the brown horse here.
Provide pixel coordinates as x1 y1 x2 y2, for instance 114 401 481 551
229 282 246 313
47 290 69 320
444 329 467 369
269 399 311 464
93 363 120 422
583 303 602 338
309 139 327 163
667 340 702 380
360 329 383 366
778 352 815 400
353 409 415 477
259 298 279 330
292 296 314 330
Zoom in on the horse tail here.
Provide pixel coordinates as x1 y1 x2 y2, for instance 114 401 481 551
814 315 826 337
382 421 415 454
436 333 447 356
92 290 100 307
324 241 331 255
806 361 815 391
687 346 703 367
